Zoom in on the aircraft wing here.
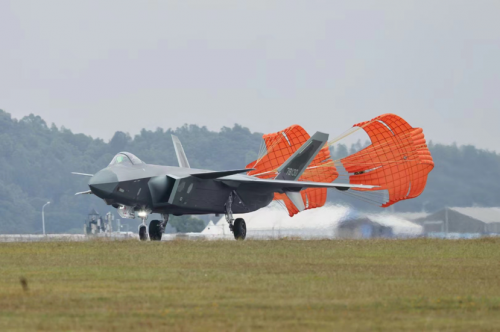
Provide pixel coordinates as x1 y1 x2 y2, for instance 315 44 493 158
71 172 94 177
191 169 255 179
221 176 377 191
75 190 93 196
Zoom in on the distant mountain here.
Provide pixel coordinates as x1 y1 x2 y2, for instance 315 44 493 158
0 109 499 233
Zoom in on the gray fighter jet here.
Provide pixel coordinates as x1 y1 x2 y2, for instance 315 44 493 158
74 132 375 241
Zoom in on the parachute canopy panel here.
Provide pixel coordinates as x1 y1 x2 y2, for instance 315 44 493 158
339 114 434 207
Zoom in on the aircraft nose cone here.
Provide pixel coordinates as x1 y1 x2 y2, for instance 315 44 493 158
89 169 119 198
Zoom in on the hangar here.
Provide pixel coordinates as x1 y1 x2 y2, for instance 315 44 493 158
337 214 422 239
415 207 500 235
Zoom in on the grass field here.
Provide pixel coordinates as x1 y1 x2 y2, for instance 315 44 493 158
1 238 500 331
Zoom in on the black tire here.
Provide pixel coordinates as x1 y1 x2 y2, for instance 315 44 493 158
233 218 246 240
139 225 148 241
149 220 162 241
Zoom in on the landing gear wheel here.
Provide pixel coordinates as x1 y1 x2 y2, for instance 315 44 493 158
233 218 246 240
149 220 162 241
139 225 148 241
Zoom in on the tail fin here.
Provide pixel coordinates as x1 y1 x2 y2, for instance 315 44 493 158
275 131 329 212
171 135 190 168
276 131 329 181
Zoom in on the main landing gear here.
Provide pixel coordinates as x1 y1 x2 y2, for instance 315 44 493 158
149 214 169 241
139 214 169 241
148 220 161 241
225 191 246 240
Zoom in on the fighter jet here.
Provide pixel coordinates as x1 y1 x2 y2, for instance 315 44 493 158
74 132 375 241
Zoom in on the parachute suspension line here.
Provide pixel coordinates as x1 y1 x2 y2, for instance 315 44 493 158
256 139 267 161
250 170 278 178
330 142 423 167
253 126 294 168
253 134 276 168
327 126 362 147
302 158 417 177
273 200 288 212
347 190 388 200
325 120 426 170
338 190 386 207
335 161 422 167
342 188 388 203
253 140 271 168
330 131 417 163
325 117 380 148
329 115 409 146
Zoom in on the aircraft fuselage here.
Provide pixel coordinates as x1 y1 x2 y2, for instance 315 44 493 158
88 163 274 216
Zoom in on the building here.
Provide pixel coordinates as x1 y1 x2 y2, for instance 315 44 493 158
337 217 393 239
337 214 422 239
415 207 500 235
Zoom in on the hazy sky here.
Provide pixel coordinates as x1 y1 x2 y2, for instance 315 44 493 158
1 0 499 150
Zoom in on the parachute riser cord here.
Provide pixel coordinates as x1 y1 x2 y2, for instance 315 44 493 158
345 193 387 205
253 131 280 167
329 130 417 154
274 200 288 212
327 126 362 147
325 117 383 148
346 190 389 199
334 160 424 166
338 190 386 206
341 189 388 203
256 139 268 161
329 131 421 163
306 158 424 171
250 170 278 178
253 126 295 168
333 141 418 161
332 145 422 163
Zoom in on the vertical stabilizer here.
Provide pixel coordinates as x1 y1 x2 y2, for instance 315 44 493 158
276 131 329 212
171 135 191 168
276 131 329 181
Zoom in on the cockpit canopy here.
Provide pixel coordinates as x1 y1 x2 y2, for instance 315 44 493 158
108 152 145 166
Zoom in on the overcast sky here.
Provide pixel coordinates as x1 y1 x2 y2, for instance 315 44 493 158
1 0 499 150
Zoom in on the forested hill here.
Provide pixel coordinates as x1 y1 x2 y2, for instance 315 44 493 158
0 110 262 234
0 109 499 233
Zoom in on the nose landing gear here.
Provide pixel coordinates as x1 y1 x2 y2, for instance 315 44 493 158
225 191 247 240
138 210 151 241
138 224 148 241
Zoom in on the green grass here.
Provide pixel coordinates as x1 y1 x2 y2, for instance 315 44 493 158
1 238 500 331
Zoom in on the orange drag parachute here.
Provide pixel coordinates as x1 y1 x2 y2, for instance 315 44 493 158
338 113 434 207
246 125 338 216
247 114 434 216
